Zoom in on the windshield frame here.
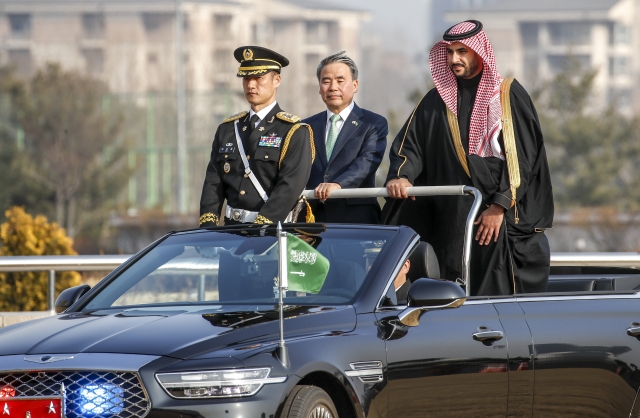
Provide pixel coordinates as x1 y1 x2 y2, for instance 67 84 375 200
71 224 401 312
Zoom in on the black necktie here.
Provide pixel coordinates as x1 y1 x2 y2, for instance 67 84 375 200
248 114 260 135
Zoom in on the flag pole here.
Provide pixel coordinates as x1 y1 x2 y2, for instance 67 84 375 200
276 222 289 367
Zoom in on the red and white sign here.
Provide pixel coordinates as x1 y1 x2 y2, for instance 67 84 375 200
1 398 63 418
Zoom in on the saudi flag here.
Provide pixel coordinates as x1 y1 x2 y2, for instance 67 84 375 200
286 233 330 294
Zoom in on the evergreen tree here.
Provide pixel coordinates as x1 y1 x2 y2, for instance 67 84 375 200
0 207 81 311
533 58 640 209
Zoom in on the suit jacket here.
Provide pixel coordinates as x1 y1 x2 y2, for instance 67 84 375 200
200 103 313 226
304 103 388 224
395 279 411 306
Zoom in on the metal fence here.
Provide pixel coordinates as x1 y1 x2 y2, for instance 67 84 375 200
0 255 130 311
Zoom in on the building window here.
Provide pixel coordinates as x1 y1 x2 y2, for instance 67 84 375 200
609 88 632 107
523 54 539 83
7 49 33 77
142 13 174 40
8 14 31 39
610 23 631 45
83 48 104 76
306 21 328 44
609 56 630 77
82 13 105 39
547 54 590 74
272 20 293 39
306 53 320 79
214 14 232 41
214 49 232 72
251 24 258 44
520 22 538 48
548 22 591 46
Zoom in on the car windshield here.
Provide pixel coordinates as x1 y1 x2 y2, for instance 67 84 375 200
84 226 395 310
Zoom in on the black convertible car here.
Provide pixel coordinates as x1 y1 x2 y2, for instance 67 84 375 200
2 189 640 417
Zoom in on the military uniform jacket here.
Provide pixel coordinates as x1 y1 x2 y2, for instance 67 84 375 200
200 103 314 226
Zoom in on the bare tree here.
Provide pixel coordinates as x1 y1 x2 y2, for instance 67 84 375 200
15 63 133 238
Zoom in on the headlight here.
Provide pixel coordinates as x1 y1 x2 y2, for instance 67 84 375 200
155 368 287 399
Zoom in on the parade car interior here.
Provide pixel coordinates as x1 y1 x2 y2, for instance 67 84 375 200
2 219 640 417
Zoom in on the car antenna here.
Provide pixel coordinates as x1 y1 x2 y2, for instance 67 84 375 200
276 222 290 368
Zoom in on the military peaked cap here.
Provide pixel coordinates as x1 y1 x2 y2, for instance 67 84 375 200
233 46 290 77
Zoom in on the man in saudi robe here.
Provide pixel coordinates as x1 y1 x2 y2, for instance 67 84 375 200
384 20 554 296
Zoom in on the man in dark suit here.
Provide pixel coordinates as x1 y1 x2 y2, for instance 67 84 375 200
394 259 411 305
303 51 388 224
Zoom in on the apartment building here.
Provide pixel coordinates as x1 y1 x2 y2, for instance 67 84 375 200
0 0 368 214
446 0 638 111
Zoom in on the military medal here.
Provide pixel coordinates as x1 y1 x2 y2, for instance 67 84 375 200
224 162 231 173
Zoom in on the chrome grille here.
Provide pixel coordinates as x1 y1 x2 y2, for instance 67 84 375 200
0 371 150 418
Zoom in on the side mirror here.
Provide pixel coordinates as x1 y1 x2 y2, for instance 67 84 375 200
54 284 91 314
398 278 466 326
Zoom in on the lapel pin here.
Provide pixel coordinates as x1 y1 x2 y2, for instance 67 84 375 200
268 116 275 123
259 127 265 132
352 121 358 126
242 126 247 132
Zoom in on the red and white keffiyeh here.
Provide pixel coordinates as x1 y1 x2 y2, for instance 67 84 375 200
429 21 504 158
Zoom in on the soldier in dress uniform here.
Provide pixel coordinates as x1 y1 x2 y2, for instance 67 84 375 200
199 46 315 226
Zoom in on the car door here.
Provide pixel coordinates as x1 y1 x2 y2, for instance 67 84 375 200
516 293 640 417
492 297 535 418
376 298 509 418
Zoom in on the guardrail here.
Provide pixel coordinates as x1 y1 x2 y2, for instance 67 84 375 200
0 255 131 311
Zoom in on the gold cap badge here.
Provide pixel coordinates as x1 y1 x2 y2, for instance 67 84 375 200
243 49 254 61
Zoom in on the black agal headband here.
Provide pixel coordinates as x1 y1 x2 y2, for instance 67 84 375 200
443 20 483 41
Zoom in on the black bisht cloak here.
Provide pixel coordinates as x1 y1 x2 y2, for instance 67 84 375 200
383 80 554 295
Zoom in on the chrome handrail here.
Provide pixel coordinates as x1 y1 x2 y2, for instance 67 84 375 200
302 185 483 296
0 255 131 272
6 253 637 272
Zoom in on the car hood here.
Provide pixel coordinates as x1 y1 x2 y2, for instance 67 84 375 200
0 305 356 359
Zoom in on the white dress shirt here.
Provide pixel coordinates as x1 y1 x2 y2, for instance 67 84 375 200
324 101 355 144
249 100 278 128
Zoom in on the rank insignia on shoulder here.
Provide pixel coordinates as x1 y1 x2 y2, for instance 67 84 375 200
258 135 282 148
276 111 301 123
223 111 249 123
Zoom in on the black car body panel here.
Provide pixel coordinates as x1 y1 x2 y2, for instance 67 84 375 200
1 224 640 417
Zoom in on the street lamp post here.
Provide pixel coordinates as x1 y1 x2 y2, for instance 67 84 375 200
176 0 187 214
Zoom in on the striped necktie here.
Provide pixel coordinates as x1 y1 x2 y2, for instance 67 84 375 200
326 113 341 159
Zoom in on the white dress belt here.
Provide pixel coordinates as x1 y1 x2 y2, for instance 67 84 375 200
225 205 259 223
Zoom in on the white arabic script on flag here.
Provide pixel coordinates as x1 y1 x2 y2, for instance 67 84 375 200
290 249 317 265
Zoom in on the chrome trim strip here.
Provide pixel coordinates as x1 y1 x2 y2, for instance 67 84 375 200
0 353 158 372
345 361 384 383
515 292 640 303
24 355 74 364
376 236 421 310
350 361 382 370
344 369 383 378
